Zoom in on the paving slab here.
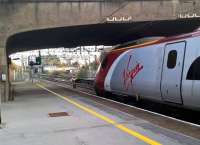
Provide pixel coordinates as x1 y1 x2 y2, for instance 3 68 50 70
0 82 200 145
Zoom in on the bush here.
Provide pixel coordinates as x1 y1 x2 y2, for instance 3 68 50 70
77 65 89 79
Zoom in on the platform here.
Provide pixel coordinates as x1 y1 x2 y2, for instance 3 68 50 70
0 82 200 145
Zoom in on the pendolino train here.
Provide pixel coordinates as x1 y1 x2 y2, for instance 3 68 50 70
94 30 200 110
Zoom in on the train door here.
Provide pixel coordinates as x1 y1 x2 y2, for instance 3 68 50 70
161 42 186 104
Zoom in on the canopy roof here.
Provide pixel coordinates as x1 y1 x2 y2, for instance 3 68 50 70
6 18 200 55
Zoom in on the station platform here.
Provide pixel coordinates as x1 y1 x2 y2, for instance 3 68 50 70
0 82 200 145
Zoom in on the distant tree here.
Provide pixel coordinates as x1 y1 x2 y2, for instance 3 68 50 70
90 61 99 71
72 61 79 67
44 55 61 66
58 63 67 67
77 65 89 79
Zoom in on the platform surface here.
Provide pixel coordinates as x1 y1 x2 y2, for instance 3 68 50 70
0 82 200 145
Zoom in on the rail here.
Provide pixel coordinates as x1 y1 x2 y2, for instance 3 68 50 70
39 73 200 126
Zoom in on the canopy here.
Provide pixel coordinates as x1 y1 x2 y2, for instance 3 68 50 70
6 18 200 55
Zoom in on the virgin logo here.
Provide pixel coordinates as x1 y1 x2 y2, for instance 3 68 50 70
123 55 143 90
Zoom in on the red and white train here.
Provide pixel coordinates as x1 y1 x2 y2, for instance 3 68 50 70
94 30 200 110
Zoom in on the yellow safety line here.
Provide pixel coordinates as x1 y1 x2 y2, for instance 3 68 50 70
36 83 162 145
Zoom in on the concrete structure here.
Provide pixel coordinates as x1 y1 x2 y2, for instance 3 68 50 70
1 0 200 49
1 81 200 145
0 0 200 107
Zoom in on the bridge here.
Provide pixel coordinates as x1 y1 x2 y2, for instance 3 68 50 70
0 0 200 103
0 1 200 142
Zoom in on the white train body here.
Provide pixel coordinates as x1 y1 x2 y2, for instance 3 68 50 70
95 31 200 110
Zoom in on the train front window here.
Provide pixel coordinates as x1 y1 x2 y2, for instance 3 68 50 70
167 50 177 69
187 56 200 80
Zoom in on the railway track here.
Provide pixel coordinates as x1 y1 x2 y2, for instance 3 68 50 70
39 74 200 126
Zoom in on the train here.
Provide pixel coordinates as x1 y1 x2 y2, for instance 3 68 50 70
94 30 200 111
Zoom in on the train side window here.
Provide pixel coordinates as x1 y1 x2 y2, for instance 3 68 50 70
101 56 108 69
187 56 200 80
167 50 177 69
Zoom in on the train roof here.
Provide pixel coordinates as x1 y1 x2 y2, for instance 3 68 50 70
111 30 200 53
113 36 165 49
